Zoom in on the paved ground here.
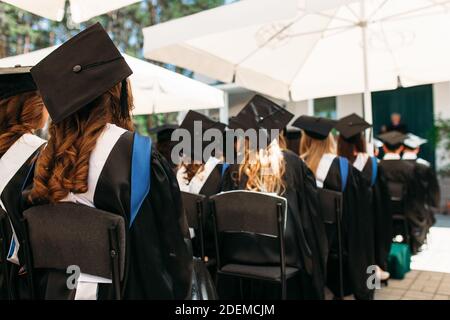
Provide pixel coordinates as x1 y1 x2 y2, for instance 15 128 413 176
375 214 450 300
374 270 450 300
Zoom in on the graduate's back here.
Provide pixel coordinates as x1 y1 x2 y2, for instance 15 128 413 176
0 67 47 299
26 24 192 300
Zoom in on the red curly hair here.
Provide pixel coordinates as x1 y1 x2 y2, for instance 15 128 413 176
29 80 134 204
0 92 45 157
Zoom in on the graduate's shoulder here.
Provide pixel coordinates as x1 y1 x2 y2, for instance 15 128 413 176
416 158 431 168
380 158 415 169
282 149 305 167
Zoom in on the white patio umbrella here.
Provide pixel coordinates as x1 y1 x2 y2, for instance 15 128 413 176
1 0 140 23
0 46 225 115
143 0 450 124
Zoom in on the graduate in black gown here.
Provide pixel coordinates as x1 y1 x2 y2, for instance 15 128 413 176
402 134 440 214
174 110 227 264
149 124 178 170
27 23 192 299
402 134 440 248
221 95 328 300
0 66 48 299
378 131 424 254
175 111 227 198
293 115 374 300
336 114 392 282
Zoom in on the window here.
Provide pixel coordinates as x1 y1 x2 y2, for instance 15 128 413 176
314 97 337 119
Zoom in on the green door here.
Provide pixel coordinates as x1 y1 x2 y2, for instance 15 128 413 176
372 84 435 166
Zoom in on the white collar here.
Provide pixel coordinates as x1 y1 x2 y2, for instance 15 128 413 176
402 152 418 160
353 153 370 172
383 153 401 160
177 157 221 194
315 153 337 189
0 133 46 208
60 123 127 207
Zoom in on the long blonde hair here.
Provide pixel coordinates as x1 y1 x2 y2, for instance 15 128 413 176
238 137 286 195
299 132 336 175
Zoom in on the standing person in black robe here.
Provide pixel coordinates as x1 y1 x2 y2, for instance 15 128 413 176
293 115 374 300
378 131 424 254
149 124 178 171
27 23 192 299
402 134 440 244
0 66 48 300
221 95 328 300
336 113 392 282
386 113 408 134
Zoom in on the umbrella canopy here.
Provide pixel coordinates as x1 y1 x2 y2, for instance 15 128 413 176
143 0 450 121
0 46 225 115
2 0 140 23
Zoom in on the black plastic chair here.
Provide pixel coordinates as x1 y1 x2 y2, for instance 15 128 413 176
387 182 409 245
0 208 12 300
22 202 126 300
181 192 207 260
210 190 297 300
318 188 344 299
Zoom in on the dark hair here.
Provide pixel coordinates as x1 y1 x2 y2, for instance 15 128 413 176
337 133 366 164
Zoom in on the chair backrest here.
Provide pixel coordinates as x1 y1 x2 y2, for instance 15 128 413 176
317 189 343 224
181 192 207 229
387 181 406 214
211 191 287 238
23 202 126 281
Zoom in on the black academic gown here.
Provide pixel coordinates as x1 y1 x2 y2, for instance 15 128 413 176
402 158 440 252
0 136 44 300
379 158 424 254
356 156 392 271
221 150 328 300
404 158 440 221
320 156 374 300
28 129 192 300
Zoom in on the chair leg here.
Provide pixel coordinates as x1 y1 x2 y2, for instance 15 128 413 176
239 278 244 300
336 208 344 299
108 226 121 300
281 276 287 300
21 219 35 300
0 216 12 300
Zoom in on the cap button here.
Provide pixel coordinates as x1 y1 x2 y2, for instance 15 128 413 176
72 65 82 73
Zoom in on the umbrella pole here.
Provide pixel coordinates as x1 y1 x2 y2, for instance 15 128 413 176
360 0 374 152
220 92 229 124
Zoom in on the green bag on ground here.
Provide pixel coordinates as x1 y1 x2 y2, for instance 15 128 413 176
387 243 411 279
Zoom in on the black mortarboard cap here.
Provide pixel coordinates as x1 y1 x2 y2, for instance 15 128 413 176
378 131 407 149
292 115 336 140
149 124 179 143
0 66 37 100
176 110 226 160
335 113 372 140
31 23 132 123
228 94 293 149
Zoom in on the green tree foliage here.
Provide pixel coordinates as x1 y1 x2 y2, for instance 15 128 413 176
434 117 450 176
0 0 226 134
